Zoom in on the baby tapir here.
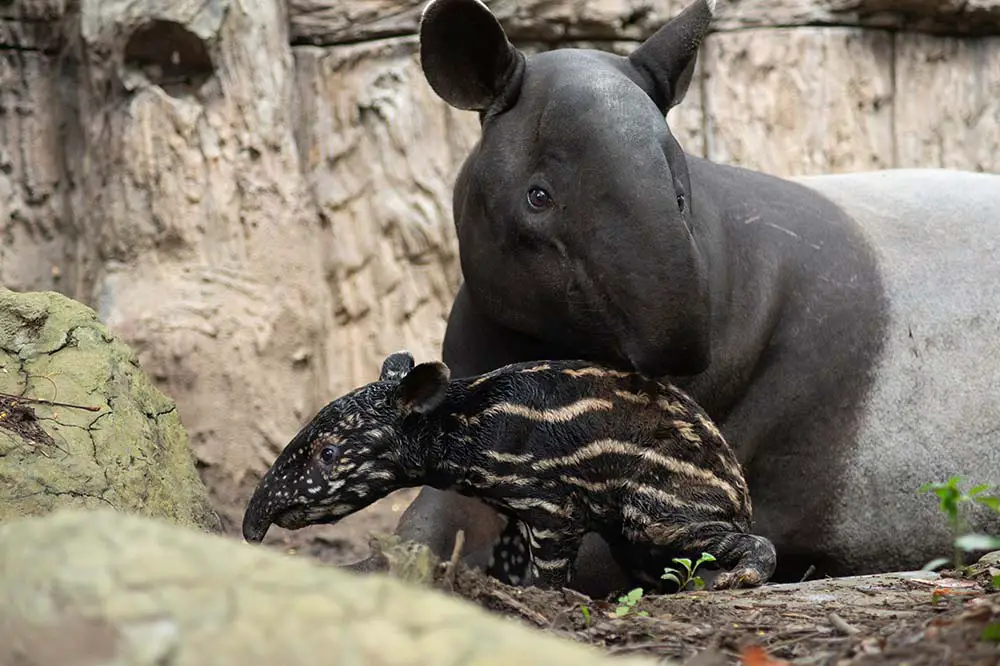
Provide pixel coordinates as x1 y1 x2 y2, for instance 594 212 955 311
242 351 777 593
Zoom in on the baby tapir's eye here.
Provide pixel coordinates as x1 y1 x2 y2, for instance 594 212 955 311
319 446 338 464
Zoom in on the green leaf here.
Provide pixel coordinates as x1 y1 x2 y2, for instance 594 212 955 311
921 557 951 571
919 479 951 493
672 557 693 575
637 610 649 617
969 484 991 496
992 574 1000 592
955 534 1000 552
661 572 681 586
614 605 630 617
973 496 1000 514
626 587 644 603
692 576 706 591
581 605 591 625
982 622 1000 642
696 552 717 566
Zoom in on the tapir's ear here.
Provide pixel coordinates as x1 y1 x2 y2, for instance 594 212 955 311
419 0 524 112
397 361 451 415
380 350 416 382
628 0 716 112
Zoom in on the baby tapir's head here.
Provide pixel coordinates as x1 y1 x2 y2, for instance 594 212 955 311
242 351 450 544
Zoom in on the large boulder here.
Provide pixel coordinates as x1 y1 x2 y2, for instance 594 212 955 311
0 508 661 666
0 288 219 531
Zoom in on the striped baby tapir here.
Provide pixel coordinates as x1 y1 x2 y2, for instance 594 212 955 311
241 351 777 593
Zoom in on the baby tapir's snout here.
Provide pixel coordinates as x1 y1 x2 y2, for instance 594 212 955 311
242 424 319 543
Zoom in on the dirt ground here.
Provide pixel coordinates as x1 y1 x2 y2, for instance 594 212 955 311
447 563 1000 666
262 500 1000 666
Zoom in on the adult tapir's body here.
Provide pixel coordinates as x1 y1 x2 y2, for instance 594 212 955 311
378 0 1000 594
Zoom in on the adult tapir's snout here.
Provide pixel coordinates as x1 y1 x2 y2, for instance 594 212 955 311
584 175 713 379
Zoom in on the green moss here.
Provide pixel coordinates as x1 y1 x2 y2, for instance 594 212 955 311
0 288 220 532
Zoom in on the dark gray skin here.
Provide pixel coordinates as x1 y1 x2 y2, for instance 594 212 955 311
377 0 1000 597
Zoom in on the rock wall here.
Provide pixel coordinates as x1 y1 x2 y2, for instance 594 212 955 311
1 0 998 541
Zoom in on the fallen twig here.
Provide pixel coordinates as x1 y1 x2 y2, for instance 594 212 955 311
443 529 465 590
827 612 861 636
485 588 550 627
606 640 685 656
0 391 101 412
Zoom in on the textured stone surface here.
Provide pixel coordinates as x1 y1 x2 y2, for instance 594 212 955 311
0 288 219 531
294 37 474 388
702 27 894 176
0 0 69 294
288 0 1000 45
0 48 69 294
62 0 333 533
0 508 661 666
290 0 684 45
894 33 1000 172
713 0 1000 34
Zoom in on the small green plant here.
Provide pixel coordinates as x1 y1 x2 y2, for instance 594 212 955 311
580 604 592 627
661 552 717 591
919 477 1000 571
614 587 648 617
983 622 1000 643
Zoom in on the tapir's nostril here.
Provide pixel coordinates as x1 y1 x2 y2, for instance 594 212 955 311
242 488 274 544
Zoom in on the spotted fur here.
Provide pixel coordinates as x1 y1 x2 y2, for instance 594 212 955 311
242 351 776 593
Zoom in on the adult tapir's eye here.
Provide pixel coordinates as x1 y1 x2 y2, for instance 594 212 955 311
526 187 553 211
319 446 338 464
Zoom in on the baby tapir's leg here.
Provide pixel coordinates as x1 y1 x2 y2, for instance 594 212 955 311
486 517 532 586
523 520 588 590
497 508 587 589
644 520 777 590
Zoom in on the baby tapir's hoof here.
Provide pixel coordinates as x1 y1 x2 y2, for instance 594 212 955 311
712 567 765 590
711 533 777 590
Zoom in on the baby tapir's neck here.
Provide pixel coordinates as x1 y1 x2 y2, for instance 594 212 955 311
403 361 628 499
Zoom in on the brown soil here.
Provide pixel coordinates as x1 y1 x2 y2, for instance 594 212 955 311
445 564 1000 666
266 504 1000 666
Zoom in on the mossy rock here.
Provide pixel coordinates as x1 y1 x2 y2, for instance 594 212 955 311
0 508 662 666
0 287 219 532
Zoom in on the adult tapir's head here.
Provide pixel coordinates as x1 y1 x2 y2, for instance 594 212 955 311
419 0 716 378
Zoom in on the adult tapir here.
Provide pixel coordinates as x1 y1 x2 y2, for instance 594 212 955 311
367 0 1000 594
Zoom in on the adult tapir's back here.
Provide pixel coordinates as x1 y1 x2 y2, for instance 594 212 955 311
392 0 1000 594
738 166 1000 576
792 168 1000 551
